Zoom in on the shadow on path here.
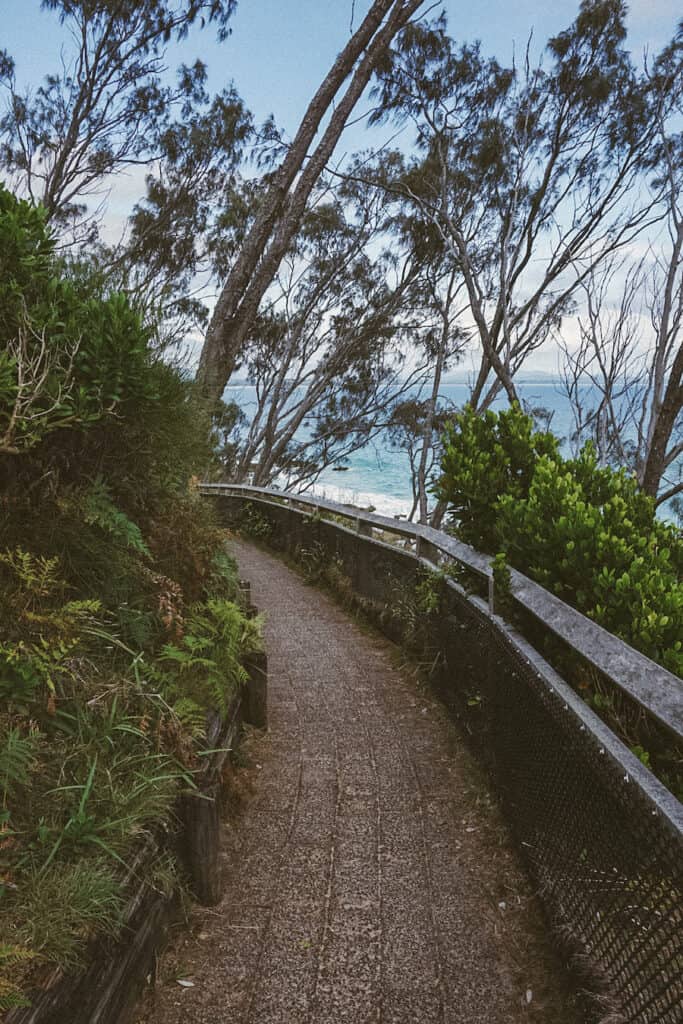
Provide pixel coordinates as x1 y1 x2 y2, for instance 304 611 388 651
137 540 581 1024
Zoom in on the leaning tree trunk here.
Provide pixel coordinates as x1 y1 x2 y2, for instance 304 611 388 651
641 343 683 501
196 0 425 406
641 215 683 502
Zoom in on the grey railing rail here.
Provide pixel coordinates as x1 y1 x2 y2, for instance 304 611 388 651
201 482 683 742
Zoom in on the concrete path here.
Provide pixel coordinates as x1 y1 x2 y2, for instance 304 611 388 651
137 540 580 1024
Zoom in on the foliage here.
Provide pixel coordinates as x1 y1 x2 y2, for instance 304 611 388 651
0 185 156 455
438 404 560 552
0 1 238 216
386 398 454 522
207 398 245 480
297 541 354 608
161 598 257 717
497 447 683 676
0 0 252 346
12 860 124 969
0 549 102 706
80 480 151 558
204 548 240 602
146 490 228 603
389 567 445 655
238 502 274 541
371 1 659 412
194 0 426 406
0 727 38 811
228 177 429 489
0 945 34 1010
0 183 260 1003
438 405 683 677
490 553 512 614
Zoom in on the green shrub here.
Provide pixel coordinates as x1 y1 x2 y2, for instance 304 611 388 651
497 447 683 675
0 183 260 1001
438 405 683 677
160 598 260 717
0 186 155 456
438 404 560 551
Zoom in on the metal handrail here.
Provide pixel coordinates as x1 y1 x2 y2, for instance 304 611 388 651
200 481 683 740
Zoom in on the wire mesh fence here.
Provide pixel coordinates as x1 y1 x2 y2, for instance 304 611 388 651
203 485 683 1023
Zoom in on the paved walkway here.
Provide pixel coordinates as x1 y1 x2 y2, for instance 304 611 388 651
138 540 579 1024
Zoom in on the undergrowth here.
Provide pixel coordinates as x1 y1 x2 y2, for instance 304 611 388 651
0 185 259 1006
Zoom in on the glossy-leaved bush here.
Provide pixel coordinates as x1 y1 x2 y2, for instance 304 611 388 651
438 404 683 677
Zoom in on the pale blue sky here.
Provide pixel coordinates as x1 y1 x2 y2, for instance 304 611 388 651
3 0 680 150
2 0 680 375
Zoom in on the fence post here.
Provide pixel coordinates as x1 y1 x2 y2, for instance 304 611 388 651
356 518 373 538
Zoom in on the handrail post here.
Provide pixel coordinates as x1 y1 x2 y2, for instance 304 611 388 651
356 518 372 538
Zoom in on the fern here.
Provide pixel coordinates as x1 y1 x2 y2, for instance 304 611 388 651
1 601 100 698
25 598 101 633
241 613 265 657
172 697 207 739
0 977 31 1011
0 549 63 607
0 944 34 967
0 944 34 1010
161 599 252 717
82 479 151 557
0 727 38 807
0 549 101 699
205 548 240 600
0 644 43 703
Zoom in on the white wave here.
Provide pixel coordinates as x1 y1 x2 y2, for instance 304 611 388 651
302 481 412 520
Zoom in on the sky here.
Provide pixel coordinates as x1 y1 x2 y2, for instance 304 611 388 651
1 0 681 375
4 0 679 143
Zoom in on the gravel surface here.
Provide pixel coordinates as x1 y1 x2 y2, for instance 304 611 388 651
136 539 582 1024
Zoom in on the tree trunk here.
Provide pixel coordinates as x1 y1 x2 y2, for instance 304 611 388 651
196 0 425 405
641 344 683 498
416 297 450 522
640 216 683 500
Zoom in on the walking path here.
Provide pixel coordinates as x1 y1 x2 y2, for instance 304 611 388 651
137 540 580 1024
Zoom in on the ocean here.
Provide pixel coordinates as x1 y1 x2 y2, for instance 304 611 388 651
226 379 586 518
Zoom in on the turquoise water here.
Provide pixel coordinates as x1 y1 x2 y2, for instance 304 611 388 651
226 379 583 516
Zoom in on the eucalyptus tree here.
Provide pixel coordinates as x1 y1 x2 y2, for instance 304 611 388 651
231 175 431 489
558 229 682 509
98 86 253 348
0 0 239 238
639 26 683 503
195 0 428 406
386 398 453 522
557 256 645 467
0 0 254 350
370 166 469 522
369 0 662 411
558 24 683 505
